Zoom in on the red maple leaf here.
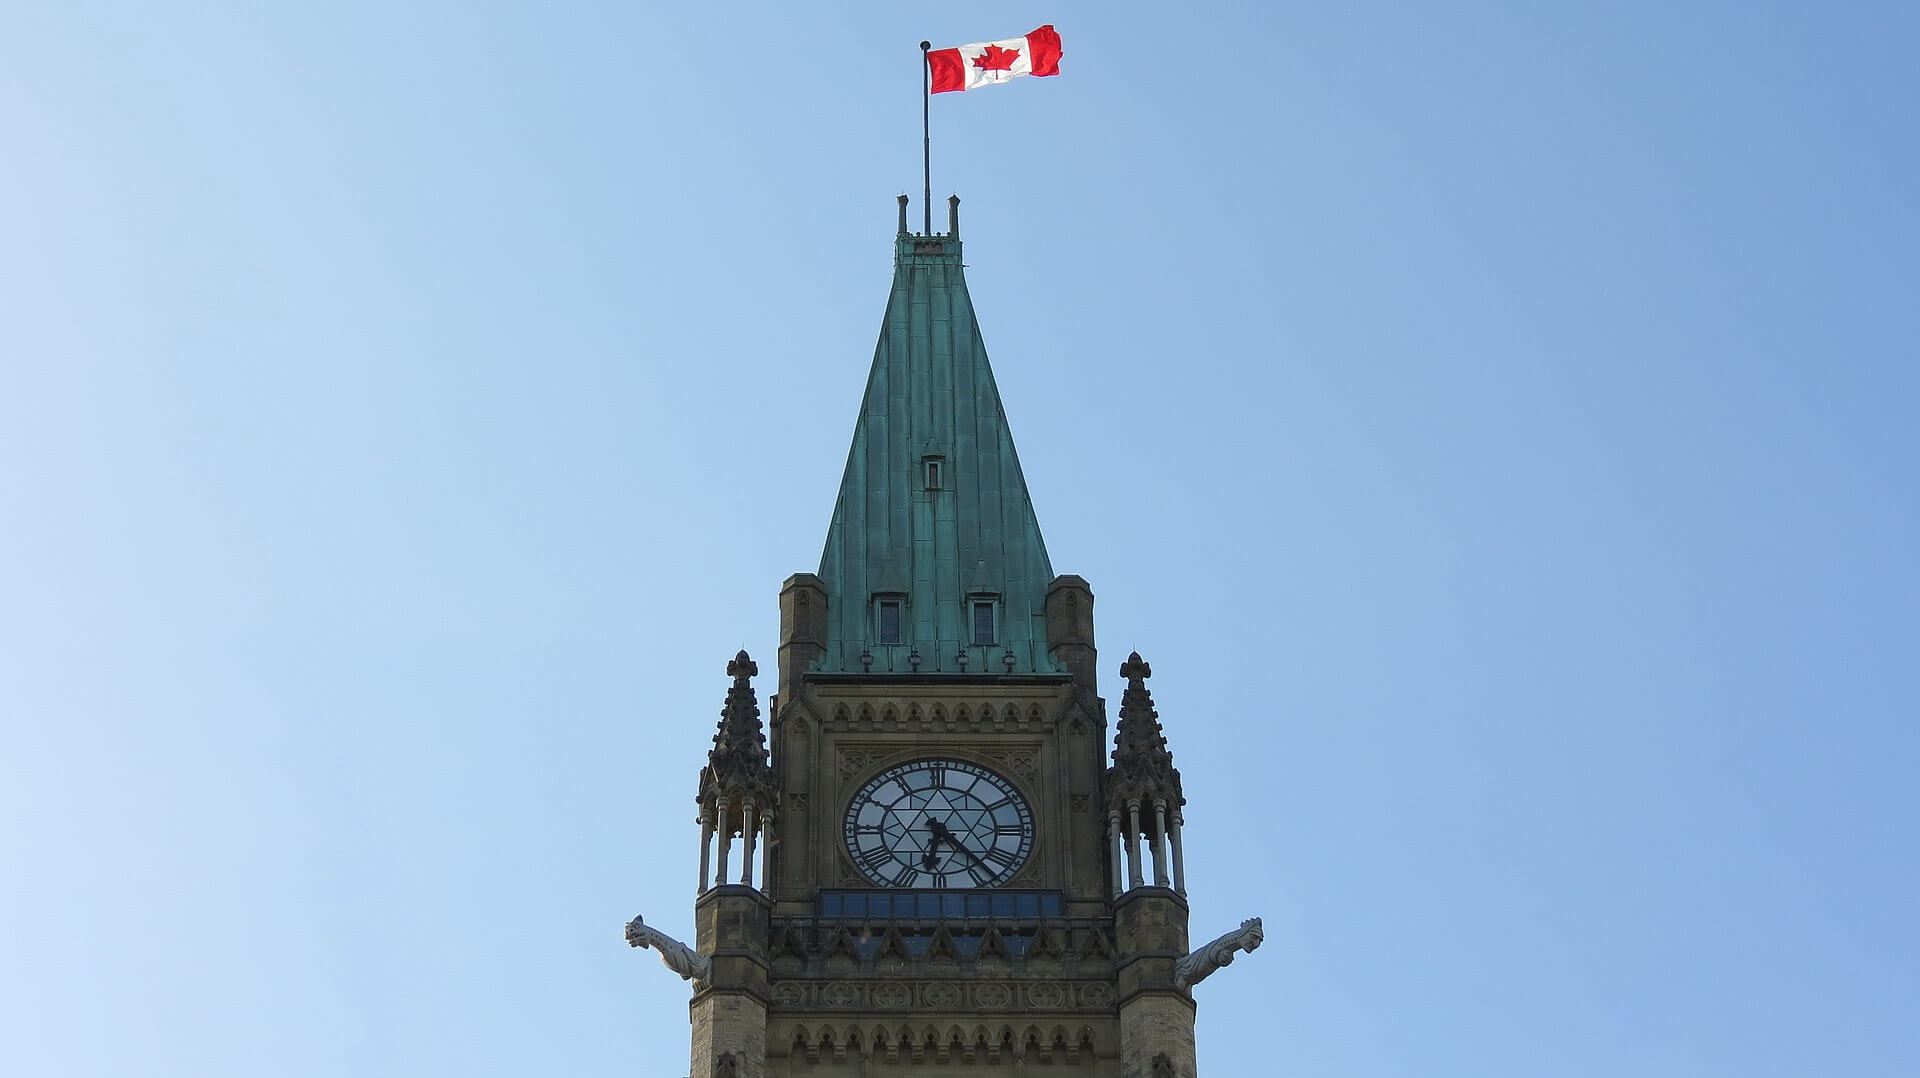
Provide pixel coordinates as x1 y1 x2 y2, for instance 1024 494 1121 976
972 44 1021 74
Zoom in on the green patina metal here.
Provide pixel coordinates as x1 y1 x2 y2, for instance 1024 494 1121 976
815 225 1062 676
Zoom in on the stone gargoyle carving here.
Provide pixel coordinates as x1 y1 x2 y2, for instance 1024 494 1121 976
623 914 710 983
1173 916 1263 990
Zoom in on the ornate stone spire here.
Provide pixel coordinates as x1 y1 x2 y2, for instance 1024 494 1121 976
697 651 777 814
1106 651 1184 810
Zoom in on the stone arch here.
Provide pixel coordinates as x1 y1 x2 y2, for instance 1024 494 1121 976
1003 703 1020 724
834 703 851 724
856 702 874 725
906 702 922 723
955 703 971 724
1028 702 1045 723
881 703 899 724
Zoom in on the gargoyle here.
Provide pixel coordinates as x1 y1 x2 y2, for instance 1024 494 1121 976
624 914 711 983
1173 916 1263 990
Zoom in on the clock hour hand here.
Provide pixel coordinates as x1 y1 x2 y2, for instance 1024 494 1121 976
928 820 989 870
920 819 942 869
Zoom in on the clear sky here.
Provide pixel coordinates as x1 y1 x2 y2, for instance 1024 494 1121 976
3 3 1916 1076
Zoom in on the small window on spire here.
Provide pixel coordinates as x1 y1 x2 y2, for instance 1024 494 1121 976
923 456 944 490
972 601 996 646
877 600 903 644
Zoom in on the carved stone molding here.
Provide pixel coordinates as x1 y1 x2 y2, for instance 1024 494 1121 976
1025 982 1065 1008
988 748 1040 782
767 979 1117 1014
973 982 1011 1008
825 700 1056 736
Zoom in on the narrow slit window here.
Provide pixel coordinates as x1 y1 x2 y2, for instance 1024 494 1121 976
878 600 903 644
972 601 995 645
925 458 943 490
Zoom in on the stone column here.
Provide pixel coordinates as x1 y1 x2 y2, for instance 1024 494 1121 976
698 809 714 892
1150 799 1171 888
759 808 775 892
739 801 758 887
714 802 732 886
1126 799 1145 890
1169 810 1187 896
1108 810 1125 897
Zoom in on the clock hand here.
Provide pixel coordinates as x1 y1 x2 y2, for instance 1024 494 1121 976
921 819 948 869
938 829 990 870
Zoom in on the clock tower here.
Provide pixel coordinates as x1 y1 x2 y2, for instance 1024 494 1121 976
625 198 1263 1078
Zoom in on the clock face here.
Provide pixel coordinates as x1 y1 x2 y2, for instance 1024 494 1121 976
843 759 1034 888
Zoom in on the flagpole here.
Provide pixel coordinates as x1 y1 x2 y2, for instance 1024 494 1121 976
920 40 932 235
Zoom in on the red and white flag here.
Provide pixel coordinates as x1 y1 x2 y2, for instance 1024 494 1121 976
928 25 1063 94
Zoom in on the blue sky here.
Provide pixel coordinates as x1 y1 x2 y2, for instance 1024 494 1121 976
2 2 1916 1075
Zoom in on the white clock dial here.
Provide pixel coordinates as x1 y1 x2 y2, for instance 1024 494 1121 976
842 759 1034 888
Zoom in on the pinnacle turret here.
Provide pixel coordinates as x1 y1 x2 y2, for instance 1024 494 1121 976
1106 651 1184 811
1104 650 1190 896
697 650 776 811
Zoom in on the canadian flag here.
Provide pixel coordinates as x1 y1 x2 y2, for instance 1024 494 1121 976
928 25 1063 93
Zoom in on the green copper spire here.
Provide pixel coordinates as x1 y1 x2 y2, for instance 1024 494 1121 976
815 199 1063 676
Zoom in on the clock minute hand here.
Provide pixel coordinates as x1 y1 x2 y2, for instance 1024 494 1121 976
937 829 990 870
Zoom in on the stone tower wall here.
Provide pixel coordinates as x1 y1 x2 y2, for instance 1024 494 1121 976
692 887 773 1078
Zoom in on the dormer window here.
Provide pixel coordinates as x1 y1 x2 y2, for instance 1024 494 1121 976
923 455 944 490
876 598 904 644
971 600 996 645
